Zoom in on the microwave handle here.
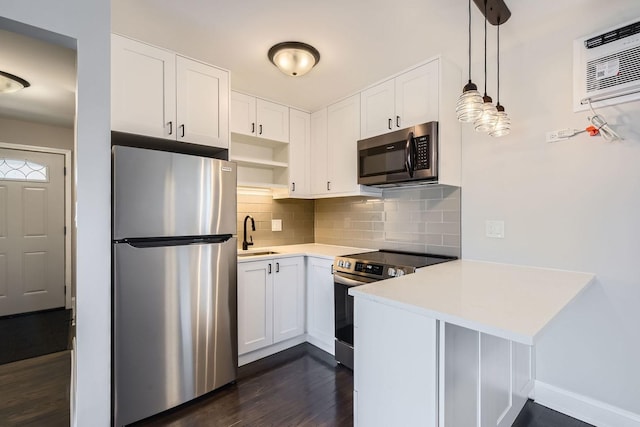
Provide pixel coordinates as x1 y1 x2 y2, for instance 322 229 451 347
405 131 416 177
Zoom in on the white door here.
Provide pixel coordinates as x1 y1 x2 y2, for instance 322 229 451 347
256 99 289 143
360 78 395 139
310 109 329 195
176 56 229 149
237 260 273 354
288 109 310 196
395 61 439 129
230 91 257 137
273 256 305 344
327 94 360 194
111 34 176 140
306 257 335 355
0 148 65 316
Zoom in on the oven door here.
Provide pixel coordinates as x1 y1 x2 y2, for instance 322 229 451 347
334 272 377 369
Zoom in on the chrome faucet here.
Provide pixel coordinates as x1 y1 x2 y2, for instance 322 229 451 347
242 215 256 250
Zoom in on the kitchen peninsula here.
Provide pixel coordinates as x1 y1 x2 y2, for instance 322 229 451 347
350 260 595 427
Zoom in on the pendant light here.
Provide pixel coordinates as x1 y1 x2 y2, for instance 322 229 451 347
474 0 498 132
489 17 511 137
455 0 483 122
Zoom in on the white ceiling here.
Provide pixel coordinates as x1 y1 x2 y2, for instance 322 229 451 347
0 28 76 128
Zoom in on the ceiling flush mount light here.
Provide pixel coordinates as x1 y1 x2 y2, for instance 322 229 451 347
0 70 30 94
490 17 511 137
456 0 483 122
268 42 320 77
474 0 498 133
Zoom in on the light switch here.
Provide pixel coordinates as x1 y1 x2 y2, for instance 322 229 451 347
272 219 282 232
485 220 505 238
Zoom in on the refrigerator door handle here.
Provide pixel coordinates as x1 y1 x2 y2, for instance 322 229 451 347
116 234 233 248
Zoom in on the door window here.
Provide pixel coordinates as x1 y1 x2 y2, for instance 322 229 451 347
0 158 49 182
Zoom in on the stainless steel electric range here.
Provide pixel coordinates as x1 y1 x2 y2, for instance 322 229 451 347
333 250 457 369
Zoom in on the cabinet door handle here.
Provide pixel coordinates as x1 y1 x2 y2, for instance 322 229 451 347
259 124 263 135
396 115 401 128
168 121 173 135
251 122 255 134
268 263 272 274
327 181 331 191
388 118 392 130
291 182 295 192
276 262 280 273
180 124 185 138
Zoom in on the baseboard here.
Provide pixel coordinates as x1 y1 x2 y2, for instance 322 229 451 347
238 335 307 366
534 381 640 427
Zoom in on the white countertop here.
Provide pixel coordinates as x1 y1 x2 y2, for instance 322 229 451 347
237 243 370 262
349 259 595 345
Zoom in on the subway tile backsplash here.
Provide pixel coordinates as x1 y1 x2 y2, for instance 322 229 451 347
314 186 461 257
237 186 461 257
237 193 314 249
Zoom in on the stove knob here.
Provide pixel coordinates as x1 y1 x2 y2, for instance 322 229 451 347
395 269 405 277
345 261 352 269
338 260 344 268
388 267 396 277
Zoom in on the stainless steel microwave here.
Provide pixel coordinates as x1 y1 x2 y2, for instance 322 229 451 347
357 121 438 187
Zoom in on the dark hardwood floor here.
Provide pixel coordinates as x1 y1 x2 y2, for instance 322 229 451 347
133 343 593 427
0 350 70 427
0 341 593 427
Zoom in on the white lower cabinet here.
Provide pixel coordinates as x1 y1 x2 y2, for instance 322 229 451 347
305 257 335 355
238 256 305 359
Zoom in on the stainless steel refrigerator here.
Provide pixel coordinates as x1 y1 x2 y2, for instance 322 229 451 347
112 146 237 426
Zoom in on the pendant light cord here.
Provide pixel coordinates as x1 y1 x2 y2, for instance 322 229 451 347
468 0 472 82
483 0 488 97
496 17 501 105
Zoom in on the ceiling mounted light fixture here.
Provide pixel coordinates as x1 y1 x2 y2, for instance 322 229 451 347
490 17 511 137
474 0 498 133
456 0 484 122
268 41 320 77
0 70 30 94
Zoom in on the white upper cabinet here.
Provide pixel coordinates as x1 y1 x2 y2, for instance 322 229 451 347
288 108 311 197
310 96 382 198
111 34 176 140
361 61 439 139
176 56 229 148
111 34 229 149
231 91 289 143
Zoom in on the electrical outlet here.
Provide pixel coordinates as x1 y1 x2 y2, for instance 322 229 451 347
271 219 282 232
485 220 505 238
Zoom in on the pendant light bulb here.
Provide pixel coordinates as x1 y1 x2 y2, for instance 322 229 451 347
456 0 484 122
474 95 498 132
489 103 511 137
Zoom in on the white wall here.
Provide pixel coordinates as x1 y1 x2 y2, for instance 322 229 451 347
0 117 74 151
461 2 640 421
0 3 111 426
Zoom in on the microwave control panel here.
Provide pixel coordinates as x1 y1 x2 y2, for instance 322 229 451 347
415 135 431 170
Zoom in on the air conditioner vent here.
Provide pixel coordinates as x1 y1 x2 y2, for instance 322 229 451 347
586 46 640 91
585 21 640 49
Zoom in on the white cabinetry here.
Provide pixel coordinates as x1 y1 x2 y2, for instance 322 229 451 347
111 34 229 149
306 257 335 355
360 61 438 139
309 96 382 198
287 108 311 197
238 256 305 360
230 91 289 143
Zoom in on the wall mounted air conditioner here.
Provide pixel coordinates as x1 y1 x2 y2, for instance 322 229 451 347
573 18 640 112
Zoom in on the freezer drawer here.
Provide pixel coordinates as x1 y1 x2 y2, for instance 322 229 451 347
113 237 237 426
113 146 237 240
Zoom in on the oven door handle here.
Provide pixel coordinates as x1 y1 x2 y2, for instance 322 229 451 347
334 273 374 287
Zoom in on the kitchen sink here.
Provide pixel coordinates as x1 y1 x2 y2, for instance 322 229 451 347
237 251 279 257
